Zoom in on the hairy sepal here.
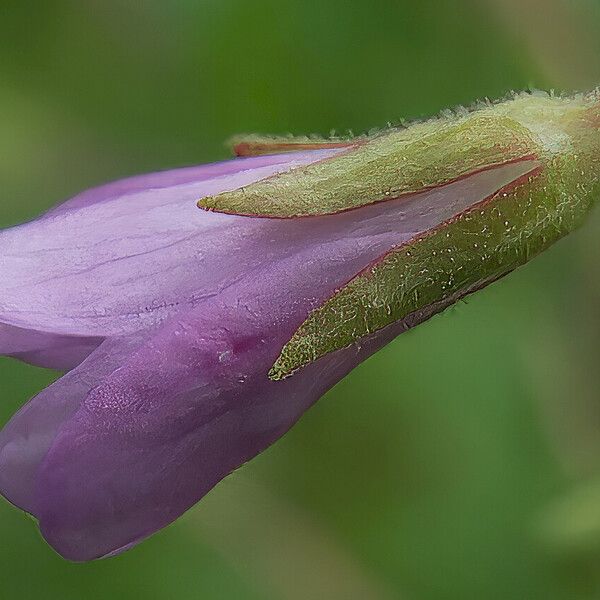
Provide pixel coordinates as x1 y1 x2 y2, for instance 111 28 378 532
230 135 359 157
268 94 600 379
201 114 539 217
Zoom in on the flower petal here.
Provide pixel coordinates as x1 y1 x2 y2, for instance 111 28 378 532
47 152 338 215
0 149 345 339
0 161 534 560
0 322 102 370
0 336 141 513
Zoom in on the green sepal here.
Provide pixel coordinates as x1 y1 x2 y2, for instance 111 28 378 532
230 134 358 157
268 93 600 380
200 114 539 217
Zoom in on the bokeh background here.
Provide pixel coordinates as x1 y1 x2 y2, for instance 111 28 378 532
1 0 600 598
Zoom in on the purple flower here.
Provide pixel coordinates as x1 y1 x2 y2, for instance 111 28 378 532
0 91 598 561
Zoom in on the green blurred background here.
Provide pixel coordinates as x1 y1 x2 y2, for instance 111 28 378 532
1 0 600 598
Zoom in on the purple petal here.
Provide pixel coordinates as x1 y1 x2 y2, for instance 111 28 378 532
0 161 532 560
0 149 344 338
0 336 142 511
0 323 102 370
47 152 339 216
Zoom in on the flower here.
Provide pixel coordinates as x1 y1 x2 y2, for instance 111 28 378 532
0 91 598 561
